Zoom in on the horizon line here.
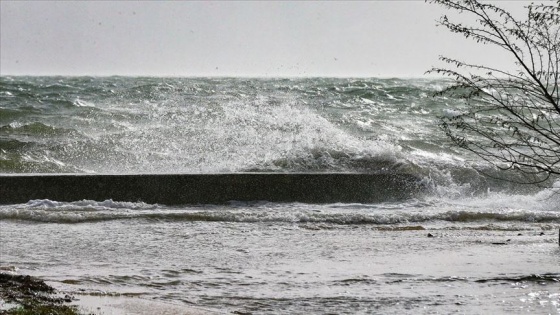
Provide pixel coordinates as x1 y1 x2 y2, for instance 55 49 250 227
0 73 447 80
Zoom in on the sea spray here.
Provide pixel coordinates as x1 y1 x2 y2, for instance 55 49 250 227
1 76 558 200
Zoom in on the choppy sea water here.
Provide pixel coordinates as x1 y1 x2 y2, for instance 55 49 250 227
0 76 559 314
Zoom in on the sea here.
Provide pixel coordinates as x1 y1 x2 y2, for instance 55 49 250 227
0 76 558 314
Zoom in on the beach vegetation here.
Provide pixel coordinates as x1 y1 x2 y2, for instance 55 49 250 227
428 0 560 185
2 304 81 315
0 273 84 315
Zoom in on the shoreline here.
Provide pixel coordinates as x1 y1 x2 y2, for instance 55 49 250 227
0 272 220 315
70 294 221 315
0 273 78 314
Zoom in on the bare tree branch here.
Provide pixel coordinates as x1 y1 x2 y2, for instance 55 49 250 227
428 0 560 185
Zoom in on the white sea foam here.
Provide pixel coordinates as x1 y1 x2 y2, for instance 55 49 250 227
442 108 464 118
73 98 96 107
25 199 158 210
1 198 558 224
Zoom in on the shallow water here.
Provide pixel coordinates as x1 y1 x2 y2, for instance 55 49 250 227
1 199 559 314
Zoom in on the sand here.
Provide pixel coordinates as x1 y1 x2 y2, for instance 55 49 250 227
72 294 222 315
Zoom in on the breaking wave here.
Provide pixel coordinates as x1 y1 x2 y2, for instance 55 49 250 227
1 76 559 201
1 198 558 224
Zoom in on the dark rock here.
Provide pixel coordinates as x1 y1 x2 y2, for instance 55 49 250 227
0 273 78 313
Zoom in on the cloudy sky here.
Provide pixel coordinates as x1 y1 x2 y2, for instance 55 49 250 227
0 1 538 77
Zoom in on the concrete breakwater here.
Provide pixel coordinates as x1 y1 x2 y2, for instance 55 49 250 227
0 173 424 205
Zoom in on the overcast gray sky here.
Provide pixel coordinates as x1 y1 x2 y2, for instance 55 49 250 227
0 1 538 77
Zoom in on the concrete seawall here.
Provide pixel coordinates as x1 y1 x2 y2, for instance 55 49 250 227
0 173 424 205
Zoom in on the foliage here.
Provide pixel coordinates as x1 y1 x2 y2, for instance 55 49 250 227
427 0 560 185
